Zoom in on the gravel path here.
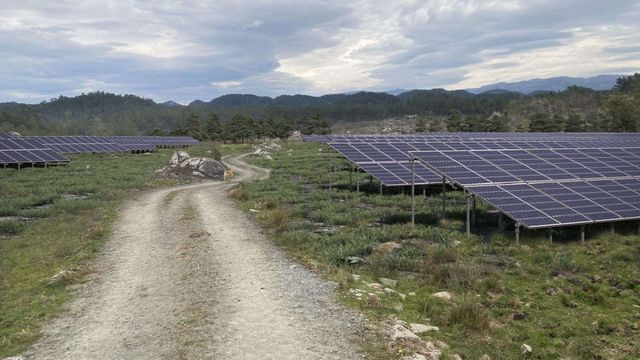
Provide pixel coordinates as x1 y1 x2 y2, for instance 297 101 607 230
24 153 364 360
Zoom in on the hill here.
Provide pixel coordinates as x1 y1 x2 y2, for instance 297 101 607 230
467 75 622 94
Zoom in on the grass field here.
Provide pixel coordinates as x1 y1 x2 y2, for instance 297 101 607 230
0 143 248 357
236 142 640 359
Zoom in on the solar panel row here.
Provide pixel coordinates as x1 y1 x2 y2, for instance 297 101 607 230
470 179 640 228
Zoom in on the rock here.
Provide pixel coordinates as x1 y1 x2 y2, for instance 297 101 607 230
521 344 532 356
393 303 404 312
431 291 452 301
379 277 397 287
352 274 361 281
391 324 420 342
402 355 427 360
345 256 365 264
452 354 463 360
170 151 190 165
410 323 440 333
48 269 77 285
374 241 402 253
2 356 24 360
479 355 491 360
264 154 273 161
197 158 226 178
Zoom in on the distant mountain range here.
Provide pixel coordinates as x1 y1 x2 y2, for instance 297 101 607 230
466 75 622 94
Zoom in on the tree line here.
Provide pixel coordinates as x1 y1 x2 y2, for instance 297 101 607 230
1 74 638 137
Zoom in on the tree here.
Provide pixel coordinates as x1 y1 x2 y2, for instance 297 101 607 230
205 113 223 140
415 117 428 132
273 116 293 140
529 112 558 132
447 111 464 131
185 113 203 140
605 95 639 132
150 127 165 136
564 112 585 132
614 73 640 94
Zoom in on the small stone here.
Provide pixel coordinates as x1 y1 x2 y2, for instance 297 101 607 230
521 344 532 356
384 287 397 294
452 355 463 360
393 303 404 312
402 355 427 360
379 277 398 287
410 323 440 333
345 256 365 264
391 324 420 342
409 292 416 296
374 241 402 253
431 291 452 301
479 355 491 360
352 274 361 281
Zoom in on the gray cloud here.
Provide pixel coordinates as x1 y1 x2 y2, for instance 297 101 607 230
0 0 639 103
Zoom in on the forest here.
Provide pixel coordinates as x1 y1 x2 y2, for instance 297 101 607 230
0 73 638 140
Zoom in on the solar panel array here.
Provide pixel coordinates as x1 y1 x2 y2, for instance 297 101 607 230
307 132 640 229
1 134 199 166
0 137 69 165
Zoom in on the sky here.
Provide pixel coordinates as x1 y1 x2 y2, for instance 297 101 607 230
1 0 639 104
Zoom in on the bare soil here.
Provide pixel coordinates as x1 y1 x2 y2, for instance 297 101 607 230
24 153 364 360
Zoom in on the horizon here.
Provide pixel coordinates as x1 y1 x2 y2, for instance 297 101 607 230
2 73 634 106
2 1 640 104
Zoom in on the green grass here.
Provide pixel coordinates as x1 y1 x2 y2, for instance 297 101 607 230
0 142 249 357
236 141 640 359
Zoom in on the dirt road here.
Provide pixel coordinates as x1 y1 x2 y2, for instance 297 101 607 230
24 154 364 360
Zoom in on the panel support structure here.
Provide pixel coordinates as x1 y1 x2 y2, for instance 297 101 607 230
465 192 471 237
356 167 360 193
472 195 477 231
328 147 333 191
548 229 553 244
349 166 353 191
580 225 586 244
411 158 416 225
515 223 520 246
441 176 446 220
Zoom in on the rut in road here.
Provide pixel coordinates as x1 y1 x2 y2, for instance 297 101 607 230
24 154 364 360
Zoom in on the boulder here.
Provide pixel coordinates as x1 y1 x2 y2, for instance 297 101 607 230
410 323 440 333
170 151 190 165
197 158 226 178
432 291 452 301
374 241 402 254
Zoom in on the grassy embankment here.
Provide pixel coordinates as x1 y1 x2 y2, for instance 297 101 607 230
0 143 248 357
232 141 640 359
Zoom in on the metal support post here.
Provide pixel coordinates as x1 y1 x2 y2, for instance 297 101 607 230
465 192 471 237
580 225 585 244
349 166 353 191
472 195 477 231
515 223 520 246
442 176 446 220
328 148 332 191
498 213 504 231
411 158 416 225
611 223 615 235
369 174 373 186
356 168 360 193
548 229 553 244
379 183 383 195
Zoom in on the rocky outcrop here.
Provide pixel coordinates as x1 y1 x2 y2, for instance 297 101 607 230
158 152 226 179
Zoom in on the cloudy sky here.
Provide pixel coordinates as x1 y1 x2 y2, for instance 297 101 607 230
1 0 639 103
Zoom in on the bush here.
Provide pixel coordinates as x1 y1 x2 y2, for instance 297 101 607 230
446 300 490 333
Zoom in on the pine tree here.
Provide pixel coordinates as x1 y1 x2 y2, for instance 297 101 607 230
205 113 223 140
